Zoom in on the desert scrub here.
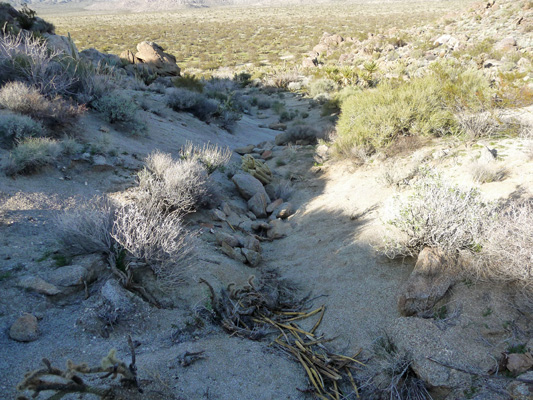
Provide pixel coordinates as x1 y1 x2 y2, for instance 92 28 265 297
381 170 496 258
335 64 492 155
4 137 62 175
180 141 231 173
0 114 44 148
137 151 210 214
476 202 533 284
166 87 218 122
0 81 84 127
56 197 196 289
93 92 138 123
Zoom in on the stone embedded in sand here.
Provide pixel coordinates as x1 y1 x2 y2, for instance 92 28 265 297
266 199 283 214
507 371 533 399
232 173 268 201
397 247 459 317
9 313 40 342
45 265 92 287
134 41 180 77
215 231 240 248
221 242 246 264
17 276 60 296
242 248 262 267
101 279 135 314
248 192 269 218
234 145 255 155
275 202 294 219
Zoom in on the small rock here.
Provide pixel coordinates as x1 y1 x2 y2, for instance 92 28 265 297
211 209 226 222
267 219 291 239
276 202 294 219
266 199 283 214
17 276 60 296
221 242 247 263
243 236 262 253
261 150 273 160
234 145 255 155
9 313 40 342
248 192 269 218
215 231 240 248
46 265 92 287
507 353 533 375
246 211 257 221
101 279 135 314
507 371 533 399
315 144 330 161
242 248 262 267
232 173 269 201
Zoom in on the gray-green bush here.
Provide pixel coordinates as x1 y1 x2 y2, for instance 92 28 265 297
93 92 138 123
0 114 44 147
381 170 496 258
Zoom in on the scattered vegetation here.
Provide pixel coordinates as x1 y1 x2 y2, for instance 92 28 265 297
382 170 495 258
0 114 43 148
93 92 139 123
335 64 492 156
138 151 210 214
4 137 62 175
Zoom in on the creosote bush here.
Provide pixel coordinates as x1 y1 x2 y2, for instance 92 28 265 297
335 64 492 155
381 170 496 258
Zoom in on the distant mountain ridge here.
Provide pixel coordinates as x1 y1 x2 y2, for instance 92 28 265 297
7 0 391 12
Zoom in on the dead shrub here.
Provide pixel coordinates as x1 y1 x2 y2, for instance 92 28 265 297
476 202 533 285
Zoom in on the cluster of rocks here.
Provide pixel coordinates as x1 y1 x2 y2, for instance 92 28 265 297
9 254 106 342
206 145 296 267
302 0 533 85
44 32 181 81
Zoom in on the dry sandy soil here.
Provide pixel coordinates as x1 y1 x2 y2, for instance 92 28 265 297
1 78 533 400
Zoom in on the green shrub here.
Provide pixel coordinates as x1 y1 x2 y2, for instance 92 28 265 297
173 74 204 93
308 78 337 99
335 65 492 154
5 136 62 175
0 114 44 147
93 92 138 123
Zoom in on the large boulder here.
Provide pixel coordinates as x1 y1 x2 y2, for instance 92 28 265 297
134 41 180 76
80 48 121 67
45 34 79 57
397 247 459 317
